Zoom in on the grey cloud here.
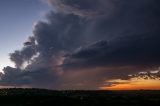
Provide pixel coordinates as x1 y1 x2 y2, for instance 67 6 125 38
34 12 89 53
1 0 160 89
130 68 160 80
63 34 160 70
47 0 115 16
9 36 37 68
70 40 108 59
0 12 91 88
0 66 56 88
62 0 160 70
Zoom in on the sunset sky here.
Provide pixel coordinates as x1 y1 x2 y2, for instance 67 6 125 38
0 0 160 90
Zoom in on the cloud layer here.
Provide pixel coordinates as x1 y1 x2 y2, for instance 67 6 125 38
0 0 160 89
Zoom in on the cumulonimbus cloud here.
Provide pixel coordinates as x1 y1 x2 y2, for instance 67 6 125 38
0 0 160 89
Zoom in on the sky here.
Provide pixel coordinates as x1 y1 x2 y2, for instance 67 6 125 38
0 0 49 71
0 0 160 90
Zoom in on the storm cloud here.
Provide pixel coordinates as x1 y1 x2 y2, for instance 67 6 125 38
47 0 115 16
0 0 160 89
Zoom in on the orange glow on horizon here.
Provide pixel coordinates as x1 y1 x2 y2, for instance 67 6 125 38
100 78 160 90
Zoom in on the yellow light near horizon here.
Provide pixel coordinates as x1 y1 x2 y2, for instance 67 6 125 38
100 78 160 90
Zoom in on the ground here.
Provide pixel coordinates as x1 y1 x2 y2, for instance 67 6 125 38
0 88 160 106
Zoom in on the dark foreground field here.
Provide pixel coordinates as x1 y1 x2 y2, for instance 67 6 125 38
0 88 160 106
